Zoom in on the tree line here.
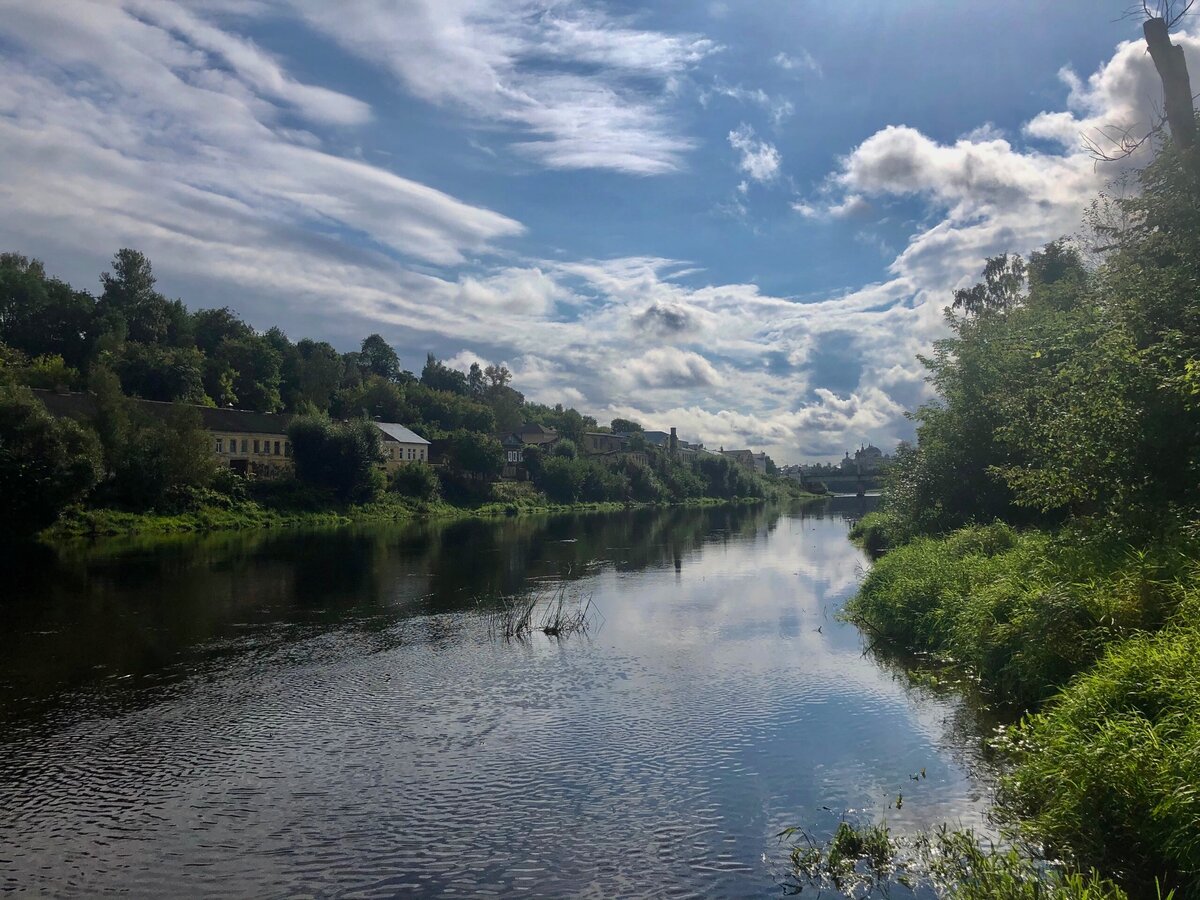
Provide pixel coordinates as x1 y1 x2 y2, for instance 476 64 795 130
0 250 774 537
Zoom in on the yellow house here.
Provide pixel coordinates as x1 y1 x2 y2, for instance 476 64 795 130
373 421 431 471
35 390 429 478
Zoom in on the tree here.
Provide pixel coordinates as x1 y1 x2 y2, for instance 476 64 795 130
114 343 207 403
98 249 188 345
421 353 469 395
611 418 642 433
288 415 385 504
0 384 102 538
288 339 344 411
389 462 440 500
213 335 282 411
443 429 503 477
192 307 253 355
950 253 1026 316
360 334 402 383
0 254 97 370
467 362 485 397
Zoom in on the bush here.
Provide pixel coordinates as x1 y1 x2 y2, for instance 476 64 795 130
0 384 102 537
389 462 440 500
443 428 503 477
999 624 1200 894
538 455 584 502
288 415 385 504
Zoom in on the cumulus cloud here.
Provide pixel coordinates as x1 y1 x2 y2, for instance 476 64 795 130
625 348 724 390
283 0 718 174
728 124 781 182
1 8 1192 466
454 267 570 316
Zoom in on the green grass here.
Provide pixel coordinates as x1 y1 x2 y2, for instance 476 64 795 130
844 523 1196 708
998 625 1200 894
785 822 1142 899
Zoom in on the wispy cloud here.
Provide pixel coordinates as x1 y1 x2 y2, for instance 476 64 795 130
284 0 718 174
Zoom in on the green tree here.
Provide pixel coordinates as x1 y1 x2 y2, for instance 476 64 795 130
443 429 503 477
214 335 282 411
115 343 208 403
192 307 253 355
421 353 469 395
98 249 189 346
0 384 102 537
288 416 385 504
611 417 642 433
360 334 402 383
0 254 97 370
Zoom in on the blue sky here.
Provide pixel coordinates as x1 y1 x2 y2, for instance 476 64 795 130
0 1 1195 462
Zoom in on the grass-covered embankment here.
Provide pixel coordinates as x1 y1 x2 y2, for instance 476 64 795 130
42 478 808 541
843 521 1200 893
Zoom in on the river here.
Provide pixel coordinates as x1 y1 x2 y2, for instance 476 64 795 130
1 500 994 897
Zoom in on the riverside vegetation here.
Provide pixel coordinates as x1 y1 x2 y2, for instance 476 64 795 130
838 131 1200 897
0 251 798 542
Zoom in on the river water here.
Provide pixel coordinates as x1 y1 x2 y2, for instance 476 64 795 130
1 500 994 897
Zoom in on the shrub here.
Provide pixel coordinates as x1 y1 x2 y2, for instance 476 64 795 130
389 462 440 500
0 384 102 537
288 415 385 504
538 455 584 503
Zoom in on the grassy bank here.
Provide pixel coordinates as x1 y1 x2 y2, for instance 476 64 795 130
843 522 1200 893
42 483 809 541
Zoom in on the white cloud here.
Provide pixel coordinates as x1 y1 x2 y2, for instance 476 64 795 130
2 9 1193 466
283 0 718 174
624 348 724 390
773 50 822 78
728 124 781 182
454 267 570 316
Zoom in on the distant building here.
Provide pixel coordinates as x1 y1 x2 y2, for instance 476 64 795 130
720 448 756 469
34 389 429 478
581 431 626 455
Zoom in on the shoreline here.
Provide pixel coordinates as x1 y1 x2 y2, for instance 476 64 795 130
41 490 823 545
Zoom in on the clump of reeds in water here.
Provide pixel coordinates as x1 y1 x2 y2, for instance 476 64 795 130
486 585 596 641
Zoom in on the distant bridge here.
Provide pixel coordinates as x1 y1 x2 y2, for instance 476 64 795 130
804 473 884 495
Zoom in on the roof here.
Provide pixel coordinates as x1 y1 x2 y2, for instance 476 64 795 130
373 421 430 445
35 389 294 435
518 423 556 435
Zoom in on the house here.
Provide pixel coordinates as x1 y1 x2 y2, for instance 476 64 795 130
35 389 297 478
581 431 626 455
34 389 429 479
720 448 756 469
373 421 430 471
514 423 560 446
751 452 769 475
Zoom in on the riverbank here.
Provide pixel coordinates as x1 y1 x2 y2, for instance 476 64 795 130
42 484 816 542
843 518 1200 895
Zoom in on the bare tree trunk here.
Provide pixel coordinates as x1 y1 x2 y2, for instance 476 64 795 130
1143 17 1197 153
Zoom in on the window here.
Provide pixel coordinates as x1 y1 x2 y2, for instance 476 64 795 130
241 439 248 453
215 438 223 454
253 440 260 454
274 441 281 456
389 447 395 459
408 447 414 460
419 448 425 460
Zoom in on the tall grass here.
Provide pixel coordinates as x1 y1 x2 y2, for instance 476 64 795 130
845 523 1196 707
998 625 1200 894
785 822 1145 899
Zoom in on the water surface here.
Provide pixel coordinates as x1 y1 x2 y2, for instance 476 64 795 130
1 501 993 896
